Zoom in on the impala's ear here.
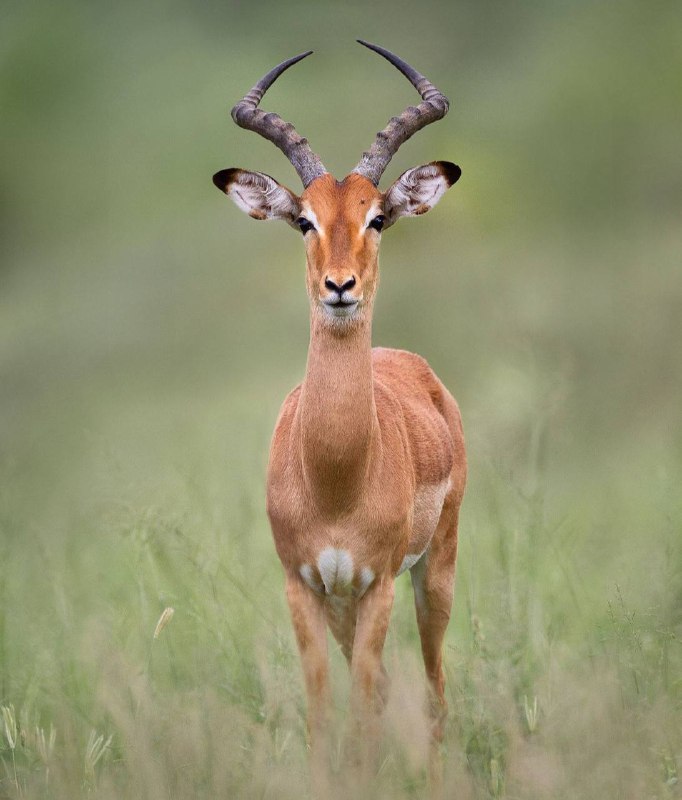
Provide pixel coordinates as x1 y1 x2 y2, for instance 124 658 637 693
383 161 461 227
212 168 301 225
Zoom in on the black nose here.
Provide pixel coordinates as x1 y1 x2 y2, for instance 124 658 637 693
324 275 356 294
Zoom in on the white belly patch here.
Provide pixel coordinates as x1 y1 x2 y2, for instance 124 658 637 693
299 548 375 598
396 478 451 577
299 563 323 594
358 566 375 596
317 547 353 594
397 550 425 576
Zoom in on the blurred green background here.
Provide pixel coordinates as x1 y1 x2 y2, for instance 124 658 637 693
1 0 681 797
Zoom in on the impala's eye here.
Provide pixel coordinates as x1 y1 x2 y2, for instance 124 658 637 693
297 217 315 235
368 215 385 232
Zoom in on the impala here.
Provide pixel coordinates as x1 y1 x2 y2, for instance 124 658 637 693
213 40 466 781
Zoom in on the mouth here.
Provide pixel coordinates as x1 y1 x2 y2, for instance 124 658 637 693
322 297 360 317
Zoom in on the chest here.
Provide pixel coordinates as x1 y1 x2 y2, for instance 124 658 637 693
266 458 412 566
266 455 449 598
265 374 452 594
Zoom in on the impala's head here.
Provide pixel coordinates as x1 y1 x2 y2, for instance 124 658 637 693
213 41 461 328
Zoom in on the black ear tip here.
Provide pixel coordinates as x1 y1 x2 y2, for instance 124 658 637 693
439 161 461 186
212 168 239 193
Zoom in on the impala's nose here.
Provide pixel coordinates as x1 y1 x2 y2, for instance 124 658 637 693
324 275 356 295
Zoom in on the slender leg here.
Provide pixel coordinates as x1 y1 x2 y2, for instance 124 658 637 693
324 596 357 665
326 598 390 705
348 576 395 777
411 500 460 797
285 575 330 787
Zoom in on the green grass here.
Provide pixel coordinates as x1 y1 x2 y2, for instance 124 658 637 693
1 386 680 798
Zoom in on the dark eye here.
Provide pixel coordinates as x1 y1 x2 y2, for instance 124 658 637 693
297 217 315 235
368 215 385 232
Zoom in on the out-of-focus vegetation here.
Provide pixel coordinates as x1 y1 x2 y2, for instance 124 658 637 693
1 0 681 797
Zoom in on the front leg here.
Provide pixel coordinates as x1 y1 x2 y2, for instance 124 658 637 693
285 574 330 784
349 575 395 774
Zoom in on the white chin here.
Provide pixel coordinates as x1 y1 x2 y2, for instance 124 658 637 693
323 303 358 319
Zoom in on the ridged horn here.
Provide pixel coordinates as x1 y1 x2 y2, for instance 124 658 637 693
231 51 327 187
353 40 450 186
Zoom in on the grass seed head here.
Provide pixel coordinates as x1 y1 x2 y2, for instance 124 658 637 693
84 729 112 779
1 704 17 750
36 724 57 763
153 606 175 639
523 694 539 734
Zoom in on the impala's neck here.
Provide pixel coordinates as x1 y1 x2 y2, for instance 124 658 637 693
297 311 377 513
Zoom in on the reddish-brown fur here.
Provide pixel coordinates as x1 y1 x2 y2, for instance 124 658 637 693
215 39 466 792
261 172 466 780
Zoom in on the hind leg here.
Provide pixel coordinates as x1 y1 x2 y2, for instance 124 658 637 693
324 597 356 664
411 497 460 798
348 577 395 781
411 498 459 738
325 593 391 777
325 598 390 706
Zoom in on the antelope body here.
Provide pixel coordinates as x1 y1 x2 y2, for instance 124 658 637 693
213 41 466 781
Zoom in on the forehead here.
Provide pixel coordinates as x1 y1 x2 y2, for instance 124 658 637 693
300 173 382 223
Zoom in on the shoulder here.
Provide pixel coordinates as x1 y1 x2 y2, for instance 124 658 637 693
372 346 432 374
267 384 302 498
372 347 447 406
272 383 302 435
372 347 460 485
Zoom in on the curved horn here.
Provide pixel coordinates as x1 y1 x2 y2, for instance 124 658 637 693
231 51 327 187
353 40 450 186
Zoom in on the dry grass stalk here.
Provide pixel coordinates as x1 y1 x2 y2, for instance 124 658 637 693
153 607 175 639
1 703 17 750
36 724 57 764
2 704 20 796
84 729 112 780
523 695 539 734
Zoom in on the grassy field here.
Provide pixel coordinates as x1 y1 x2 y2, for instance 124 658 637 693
2 0 681 797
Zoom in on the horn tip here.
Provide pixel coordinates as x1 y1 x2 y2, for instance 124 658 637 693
293 49 314 62
356 39 393 60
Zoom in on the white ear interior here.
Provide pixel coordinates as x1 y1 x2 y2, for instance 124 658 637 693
384 163 453 226
227 171 299 222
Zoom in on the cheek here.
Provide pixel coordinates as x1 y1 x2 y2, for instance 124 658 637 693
305 241 324 288
355 240 379 285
